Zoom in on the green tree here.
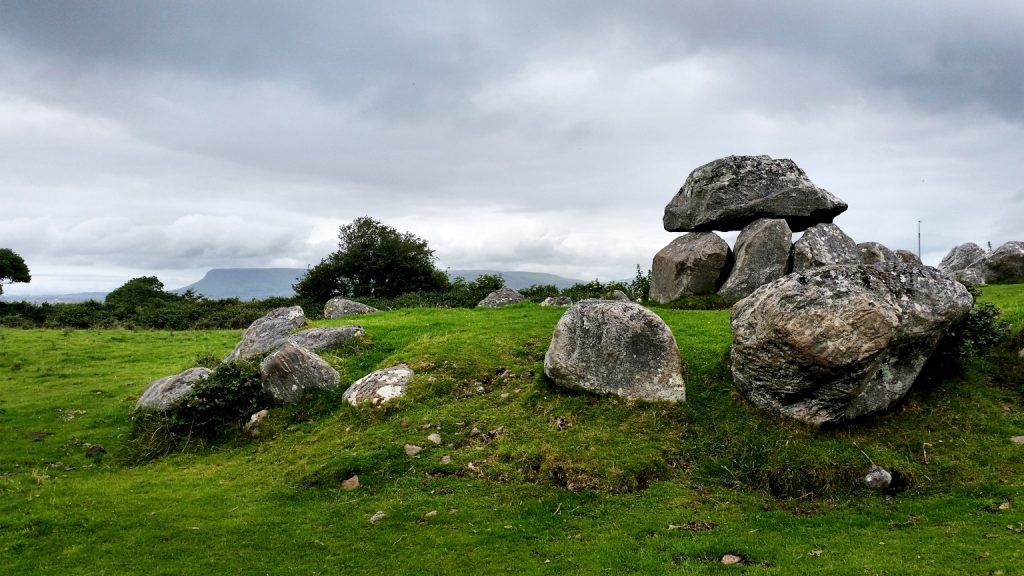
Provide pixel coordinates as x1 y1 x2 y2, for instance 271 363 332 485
0 249 31 295
294 217 448 302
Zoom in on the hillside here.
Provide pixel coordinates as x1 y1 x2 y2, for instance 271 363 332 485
0 285 1021 574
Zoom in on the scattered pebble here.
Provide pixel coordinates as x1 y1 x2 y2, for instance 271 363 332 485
404 444 423 457
500 393 509 399
1011 436 1024 445
341 475 359 490
424 510 437 519
440 455 452 465
399 419 410 429
427 433 442 445
369 511 385 524
469 428 482 437
720 554 744 565
84 444 106 458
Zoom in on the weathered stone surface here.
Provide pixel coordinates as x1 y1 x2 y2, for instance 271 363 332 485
957 241 1024 285
224 306 306 363
544 300 685 402
287 326 365 353
730 263 972 425
938 242 987 274
244 409 270 437
857 242 899 265
323 298 378 319
864 465 892 490
718 218 792 299
343 364 414 406
477 287 525 308
137 367 212 412
259 342 340 404
663 155 847 232
608 290 632 302
650 233 732 303
895 250 922 265
790 223 859 272
540 296 573 307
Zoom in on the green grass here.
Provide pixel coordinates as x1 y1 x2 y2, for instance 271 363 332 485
1 286 1022 574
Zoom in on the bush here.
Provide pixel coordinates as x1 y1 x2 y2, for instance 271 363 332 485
519 284 560 302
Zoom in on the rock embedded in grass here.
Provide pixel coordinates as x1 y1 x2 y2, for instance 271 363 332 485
477 287 525 308
136 367 212 412
323 298 378 319
540 296 573 307
286 326 365 353
650 232 732 302
730 263 972 425
343 364 414 406
259 342 340 404
544 300 685 402
223 306 307 363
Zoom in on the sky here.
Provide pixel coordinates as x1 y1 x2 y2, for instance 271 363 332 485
2 1 1023 295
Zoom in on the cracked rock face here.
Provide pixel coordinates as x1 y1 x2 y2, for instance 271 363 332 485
650 232 732 303
730 263 971 425
790 223 859 272
224 306 307 363
343 364 414 406
663 155 847 233
544 300 685 402
717 218 792 300
259 342 340 404
137 367 212 412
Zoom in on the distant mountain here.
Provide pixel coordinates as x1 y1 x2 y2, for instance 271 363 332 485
171 268 306 300
445 270 582 290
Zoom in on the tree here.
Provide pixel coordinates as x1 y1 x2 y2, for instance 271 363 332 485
0 248 31 295
294 217 449 302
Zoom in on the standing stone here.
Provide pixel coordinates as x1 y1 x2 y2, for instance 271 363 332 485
790 223 859 272
718 219 792 300
663 155 847 232
938 242 987 274
858 242 899 265
544 300 685 402
259 342 340 404
324 298 378 319
650 233 733 303
730 263 972 425
343 364 415 406
287 326 365 353
224 306 307 363
477 288 525 308
895 250 922 265
137 367 212 412
540 296 573 307
982 241 1024 281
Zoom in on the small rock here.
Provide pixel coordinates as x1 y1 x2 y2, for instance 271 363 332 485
400 418 410 428
469 427 482 436
84 444 106 458
341 475 360 490
864 465 892 489
440 455 452 465
343 364 414 406
243 409 271 437
323 298 378 319
427 433 442 445
369 511 385 524
405 444 424 457
424 510 438 519
1011 436 1024 445
487 426 505 438
720 554 744 565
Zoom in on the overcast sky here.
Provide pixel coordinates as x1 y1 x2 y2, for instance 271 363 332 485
2 1 1023 294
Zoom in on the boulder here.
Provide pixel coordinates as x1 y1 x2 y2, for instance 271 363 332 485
650 232 732 303
323 298 378 319
718 218 792 299
895 250 922 265
259 342 340 404
958 241 1024 285
608 289 632 302
544 300 685 402
857 242 899 265
663 155 847 232
730 263 972 425
137 367 212 412
477 287 525 308
790 223 859 272
938 242 987 274
224 306 306 363
343 364 414 406
540 296 573 307
287 326 365 353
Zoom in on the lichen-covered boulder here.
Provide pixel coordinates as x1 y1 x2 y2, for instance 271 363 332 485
224 306 306 363
650 232 732 303
790 223 859 272
938 242 987 275
259 343 340 404
730 263 972 425
323 298 378 319
961 241 1024 285
540 296 573 307
287 326 365 353
895 250 922 265
343 364 414 406
857 242 899 265
477 287 525 308
544 300 685 402
663 155 847 232
717 218 792 299
137 367 212 412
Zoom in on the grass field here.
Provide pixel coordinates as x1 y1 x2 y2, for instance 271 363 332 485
1 286 1022 574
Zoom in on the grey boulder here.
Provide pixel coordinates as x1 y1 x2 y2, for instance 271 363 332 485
540 296 573 307
137 367 212 412
343 364 414 406
857 242 899 265
650 232 732 303
938 242 987 274
895 250 922 265
790 223 859 272
977 241 1024 283
718 218 792 300
730 263 972 426
324 298 378 319
224 306 306 363
663 155 847 232
477 287 525 308
287 326 365 353
544 300 685 402
607 289 632 302
259 342 340 404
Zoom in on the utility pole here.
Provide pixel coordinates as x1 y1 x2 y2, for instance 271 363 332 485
918 220 921 260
